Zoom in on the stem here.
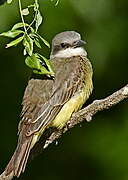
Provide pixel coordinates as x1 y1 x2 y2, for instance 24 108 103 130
18 0 27 34
35 0 38 4
26 0 38 32
26 11 38 32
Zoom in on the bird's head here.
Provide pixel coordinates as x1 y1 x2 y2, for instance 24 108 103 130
50 31 87 59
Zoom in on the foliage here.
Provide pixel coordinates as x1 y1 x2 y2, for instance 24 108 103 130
0 0 128 180
0 0 57 76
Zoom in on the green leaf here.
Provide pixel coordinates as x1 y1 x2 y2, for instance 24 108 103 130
12 22 29 30
33 68 51 75
36 11 43 31
0 30 24 38
36 33 50 48
7 0 13 4
55 0 60 6
30 33 50 48
25 54 41 69
22 8 29 16
23 48 27 56
29 33 38 38
23 35 33 56
39 64 55 76
34 39 42 49
25 53 55 76
6 36 24 48
36 53 55 76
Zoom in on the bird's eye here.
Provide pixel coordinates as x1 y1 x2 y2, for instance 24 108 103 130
61 43 69 48
61 43 66 48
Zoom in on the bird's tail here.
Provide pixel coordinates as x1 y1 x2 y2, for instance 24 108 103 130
0 136 33 180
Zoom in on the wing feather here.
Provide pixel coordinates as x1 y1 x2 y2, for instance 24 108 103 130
19 56 85 136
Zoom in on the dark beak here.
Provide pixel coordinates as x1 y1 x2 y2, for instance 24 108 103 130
73 40 86 48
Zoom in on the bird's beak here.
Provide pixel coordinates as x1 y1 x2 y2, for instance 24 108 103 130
73 40 86 48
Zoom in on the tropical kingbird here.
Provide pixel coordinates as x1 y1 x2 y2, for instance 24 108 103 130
0 31 93 179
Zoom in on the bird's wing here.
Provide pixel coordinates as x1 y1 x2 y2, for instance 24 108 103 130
2 56 86 177
19 56 85 136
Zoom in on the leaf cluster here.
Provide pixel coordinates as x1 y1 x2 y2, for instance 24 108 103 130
0 0 55 76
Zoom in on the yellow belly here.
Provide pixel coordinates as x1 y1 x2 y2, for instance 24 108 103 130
31 75 93 148
31 87 89 148
52 86 91 129
31 58 93 148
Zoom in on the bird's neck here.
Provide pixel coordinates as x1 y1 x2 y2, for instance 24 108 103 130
50 47 87 59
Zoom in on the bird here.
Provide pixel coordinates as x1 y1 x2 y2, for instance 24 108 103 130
0 31 93 179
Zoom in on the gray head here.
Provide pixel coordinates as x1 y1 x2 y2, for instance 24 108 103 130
50 31 87 59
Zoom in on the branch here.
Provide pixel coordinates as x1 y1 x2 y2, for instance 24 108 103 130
0 84 128 180
43 84 128 148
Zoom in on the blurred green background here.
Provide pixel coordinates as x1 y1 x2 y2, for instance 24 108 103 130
0 0 128 179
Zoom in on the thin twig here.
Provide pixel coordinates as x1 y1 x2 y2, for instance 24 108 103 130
26 0 39 32
18 0 27 34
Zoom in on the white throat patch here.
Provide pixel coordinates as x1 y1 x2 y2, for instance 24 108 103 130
50 47 87 59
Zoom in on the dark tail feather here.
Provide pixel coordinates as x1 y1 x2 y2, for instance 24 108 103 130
0 136 33 179
14 136 33 177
